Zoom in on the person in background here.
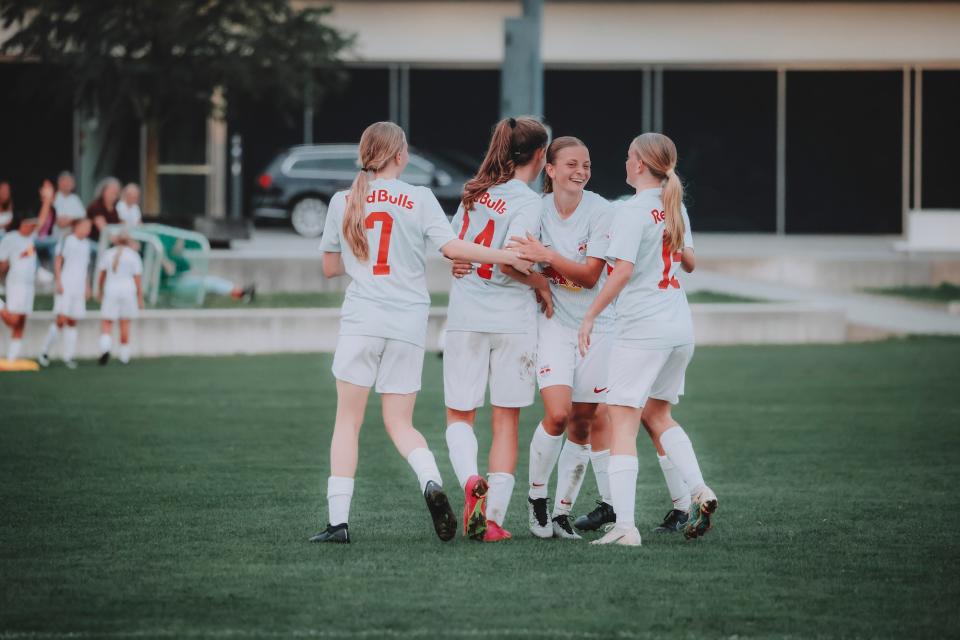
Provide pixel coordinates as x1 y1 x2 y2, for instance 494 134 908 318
159 235 255 303
0 181 13 237
0 212 42 362
86 177 121 243
52 171 87 239
96 230 143 365
38 218 93 369
117 183 142 227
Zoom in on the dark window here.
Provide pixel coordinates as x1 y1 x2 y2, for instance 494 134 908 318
545 70 644 201
409 69 501 170
921 70 960 209
663 71 778 232
311 69 390 143
785 71 903 233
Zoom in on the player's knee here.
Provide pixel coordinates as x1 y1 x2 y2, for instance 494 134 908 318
543 406 570 432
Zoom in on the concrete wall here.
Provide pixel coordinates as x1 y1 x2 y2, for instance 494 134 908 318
18 303 848 361
318 1 960 65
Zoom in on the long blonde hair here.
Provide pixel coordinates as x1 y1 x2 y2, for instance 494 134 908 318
631 132 685 252
462 116 548 212
344 122 407 262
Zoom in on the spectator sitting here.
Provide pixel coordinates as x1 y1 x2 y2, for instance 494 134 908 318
52 171 87 239
116 183 142 227
86 177 121 243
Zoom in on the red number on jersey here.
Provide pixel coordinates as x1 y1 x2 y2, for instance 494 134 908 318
457 209 496 280
365 211 393 275
658 231 681 290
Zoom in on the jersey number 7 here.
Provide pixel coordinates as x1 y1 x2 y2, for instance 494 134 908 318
457 210 495 279
366 211 393 275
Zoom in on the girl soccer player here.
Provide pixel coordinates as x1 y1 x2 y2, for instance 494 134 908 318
505 136 615 540
443 116 551 542
96 231 144 365
576 132 717 546
0 214 40 362
39 218 92 369
310 121 533 544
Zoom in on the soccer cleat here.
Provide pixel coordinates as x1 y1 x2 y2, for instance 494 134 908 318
551 515 582 540
37 353 50 367
591 525 642 547
684 487 719 540
528 496 552 538
423 480 457 542
98 351 110 366
653 509 690 534
309 522 350 544
242 285 256 303
483 520 512 542
573 500 616 532
463 475 488 540
64 360 78 370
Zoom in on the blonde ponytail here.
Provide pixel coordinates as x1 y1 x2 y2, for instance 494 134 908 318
631 133 685 252
342 122 408 262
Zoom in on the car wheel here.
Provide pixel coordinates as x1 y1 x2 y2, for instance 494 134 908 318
290 197 328 238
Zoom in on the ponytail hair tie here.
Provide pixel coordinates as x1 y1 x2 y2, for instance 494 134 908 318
507 117 517 129
362 166 375 172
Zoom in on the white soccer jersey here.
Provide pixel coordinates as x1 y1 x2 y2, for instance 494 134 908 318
56 234 91 294
97 246 143 296
541 190 615 333
446 179 542 333
319 178 457 349
605 187 695 349
0 232 38 287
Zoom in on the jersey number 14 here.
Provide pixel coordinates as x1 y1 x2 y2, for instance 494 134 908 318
458 210 495 280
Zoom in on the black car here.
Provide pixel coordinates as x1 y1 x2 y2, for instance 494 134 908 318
252 144 473 237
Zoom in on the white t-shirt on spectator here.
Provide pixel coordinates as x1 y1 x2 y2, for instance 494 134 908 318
117 201 142 227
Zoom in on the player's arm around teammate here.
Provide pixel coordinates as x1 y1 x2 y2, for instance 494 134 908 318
443 116 550 543
506 137 617 539
310 122 531 545
577 133 717 547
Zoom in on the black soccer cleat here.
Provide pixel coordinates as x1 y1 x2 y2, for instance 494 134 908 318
551 514 582 540
309 522 350 544
242 285 256 303
423 480 457 542
573 500 616 532
528 496 551 538
98 351 110 366
653 509 690 534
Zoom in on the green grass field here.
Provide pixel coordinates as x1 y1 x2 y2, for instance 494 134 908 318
2 339 959 638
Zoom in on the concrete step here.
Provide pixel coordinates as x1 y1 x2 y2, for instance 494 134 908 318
15 303 848 361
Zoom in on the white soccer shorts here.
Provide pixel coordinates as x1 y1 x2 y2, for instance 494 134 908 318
4 284 35 315
536 314 612 404
443 329 537 410
605 341 695 409
332 335 425 395
100 291 139 321
54 291 87 319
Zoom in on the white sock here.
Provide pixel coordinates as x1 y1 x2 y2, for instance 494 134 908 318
660 426 707 496
590 449 612 504
658 454 692 512
486 472 515 526
406 447 442 493
528 423 564 499
445 422 478 489
119 343 131 363
63 327 78 362
99 333 112 354
608 454 639 528
327 476 354 526
553 440 591 516
41 323 59 355
7 339 21 361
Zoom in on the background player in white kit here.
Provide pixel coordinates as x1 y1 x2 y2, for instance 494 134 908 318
96 231 144 365
310 122 533 544
578 133 718 547
506 137 615 540
39 218 92 369
0 213 42 362
444 116 552 543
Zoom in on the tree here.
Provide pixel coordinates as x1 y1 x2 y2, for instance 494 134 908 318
1 0 352 214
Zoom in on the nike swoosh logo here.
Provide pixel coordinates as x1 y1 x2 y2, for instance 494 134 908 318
531 483 545 487
593 387 608 394
560 500 572 505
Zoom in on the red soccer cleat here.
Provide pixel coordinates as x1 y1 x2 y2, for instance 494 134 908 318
463 475 488 540
483 520 512 542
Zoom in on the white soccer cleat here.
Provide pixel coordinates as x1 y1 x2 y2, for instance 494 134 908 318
591 525 642 547
551 515 582 540
684 486 719 540
527 497 553 539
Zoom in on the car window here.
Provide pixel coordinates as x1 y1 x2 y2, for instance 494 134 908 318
288 155 357 174
402 156 434 185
